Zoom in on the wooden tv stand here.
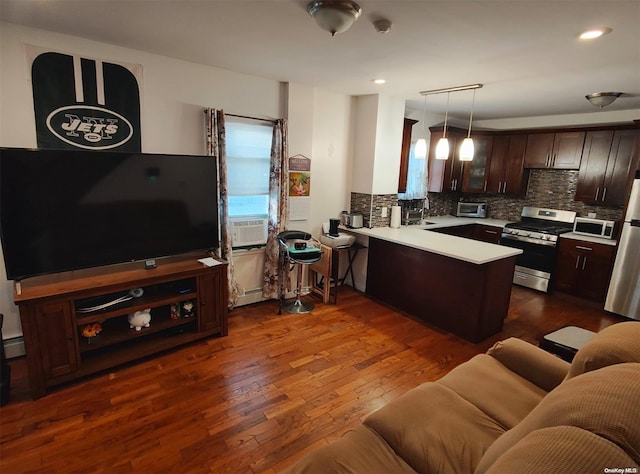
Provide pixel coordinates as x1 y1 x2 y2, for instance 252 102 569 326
14 253 228 399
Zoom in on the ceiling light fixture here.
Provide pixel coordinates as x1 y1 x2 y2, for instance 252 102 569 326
419 84 483 160
579 27 612 40
585 92 623 108
459 88 477 162
372 78 386 85
435 92 451 160
307 0 362 37
415 94 428 160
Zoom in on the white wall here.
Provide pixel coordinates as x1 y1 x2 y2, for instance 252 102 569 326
0 23 355 341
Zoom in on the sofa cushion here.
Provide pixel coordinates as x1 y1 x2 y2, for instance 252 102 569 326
475 363 640 473
439 354 547 430
364 382 504 474
566 321 640 380
485 426 639 474
486 337 569 392
280 425 417 474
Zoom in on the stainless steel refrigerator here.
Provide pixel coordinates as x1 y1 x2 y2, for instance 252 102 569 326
605 174 640 319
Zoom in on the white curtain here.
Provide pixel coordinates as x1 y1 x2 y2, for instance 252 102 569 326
398 144 428 200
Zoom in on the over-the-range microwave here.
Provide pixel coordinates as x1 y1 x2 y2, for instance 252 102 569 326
573 217 616 239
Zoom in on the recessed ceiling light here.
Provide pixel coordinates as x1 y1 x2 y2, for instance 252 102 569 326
579 27 612 40
372 79 386 85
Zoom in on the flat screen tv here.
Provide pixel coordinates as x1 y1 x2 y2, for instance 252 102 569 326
0 148 220 280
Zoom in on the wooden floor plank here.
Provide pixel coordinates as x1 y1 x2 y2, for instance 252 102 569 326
0 286 623 473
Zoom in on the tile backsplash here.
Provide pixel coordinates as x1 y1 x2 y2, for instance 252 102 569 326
425 169 624 222
351 169 625 228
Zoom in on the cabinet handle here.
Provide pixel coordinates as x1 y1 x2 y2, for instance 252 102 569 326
602 187 607 202
503 182 507 194
595 187 600 201
483 181 487 192
552 153 557 167
575 256 581 269
582 256 587 271
485 230 498 235
576 245 593 251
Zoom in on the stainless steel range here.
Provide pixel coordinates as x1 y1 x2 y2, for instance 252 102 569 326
501 207 576 292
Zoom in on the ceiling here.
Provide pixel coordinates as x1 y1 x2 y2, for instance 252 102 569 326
2 0 639 123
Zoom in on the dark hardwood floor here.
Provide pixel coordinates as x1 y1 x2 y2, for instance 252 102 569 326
0 286 624 473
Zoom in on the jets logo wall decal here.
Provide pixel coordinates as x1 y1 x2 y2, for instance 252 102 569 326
30 50 142 152
46 105 133 150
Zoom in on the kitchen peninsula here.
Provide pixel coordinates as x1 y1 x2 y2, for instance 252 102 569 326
346 221 522 343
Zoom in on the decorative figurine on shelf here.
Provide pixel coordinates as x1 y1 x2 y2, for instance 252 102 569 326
81 322 103 344
128 308 151 331
182 300 195 318
170 303 180 320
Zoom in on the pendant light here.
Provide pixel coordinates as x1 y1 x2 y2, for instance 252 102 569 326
435 92 450 160
459 88 476 162
414 94 428 160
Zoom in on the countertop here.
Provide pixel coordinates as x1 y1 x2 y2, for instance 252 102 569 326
343 216 521 265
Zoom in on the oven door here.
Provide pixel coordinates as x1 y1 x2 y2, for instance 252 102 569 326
500 235 558 274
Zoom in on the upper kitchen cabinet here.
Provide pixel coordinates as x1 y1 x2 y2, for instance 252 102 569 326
427 127 465 192
486 134 528 196
398 118 419 193
524 131 585 169
461 134 494 193
575 128 640 206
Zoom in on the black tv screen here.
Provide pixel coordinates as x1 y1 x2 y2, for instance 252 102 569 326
0 148 219 280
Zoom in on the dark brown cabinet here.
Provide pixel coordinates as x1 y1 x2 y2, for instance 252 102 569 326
431 224 502 244
427 128 465 192
398 118 419 193
575 129 639 206
15 255 228 399
486 134 528 195
524 131 585 169
473 224 502 244
461 135 494 193
554 238 616 302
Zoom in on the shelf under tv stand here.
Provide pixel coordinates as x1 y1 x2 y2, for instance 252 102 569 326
14 252 228 399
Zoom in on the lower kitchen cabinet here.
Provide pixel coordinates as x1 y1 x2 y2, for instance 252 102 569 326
473 224 502 244
554 238 616 302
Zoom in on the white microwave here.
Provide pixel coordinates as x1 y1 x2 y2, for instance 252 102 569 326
573 217 616 239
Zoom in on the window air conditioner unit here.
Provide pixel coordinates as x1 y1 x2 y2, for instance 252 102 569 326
230 217 268 247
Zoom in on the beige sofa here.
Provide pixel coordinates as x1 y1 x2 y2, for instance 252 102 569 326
282 321 640 474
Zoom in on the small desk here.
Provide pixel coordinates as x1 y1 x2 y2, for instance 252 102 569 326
311 243 364 304
332 243 364 289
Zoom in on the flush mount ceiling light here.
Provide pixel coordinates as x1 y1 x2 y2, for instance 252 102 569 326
307 0 362 36
579 27 612 40
586 92 623 108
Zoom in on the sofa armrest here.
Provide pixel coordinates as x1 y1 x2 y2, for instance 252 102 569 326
487 338 569 392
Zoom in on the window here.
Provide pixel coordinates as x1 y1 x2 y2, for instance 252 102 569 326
225 119 273 247
398 143 428 200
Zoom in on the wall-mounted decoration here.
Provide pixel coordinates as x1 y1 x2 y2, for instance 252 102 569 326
28 47 142 152
288 154 311 221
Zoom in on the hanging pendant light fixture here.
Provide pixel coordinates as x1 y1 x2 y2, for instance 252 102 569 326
435 92 450 160
459 88 477 162
418 84 483 162
414 94 428 160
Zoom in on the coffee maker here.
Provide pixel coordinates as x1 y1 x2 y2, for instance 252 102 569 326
329 218 340 237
